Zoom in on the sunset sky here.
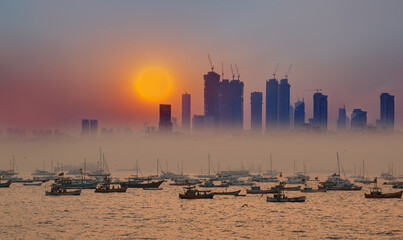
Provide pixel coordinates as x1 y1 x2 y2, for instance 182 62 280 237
1 0 402 131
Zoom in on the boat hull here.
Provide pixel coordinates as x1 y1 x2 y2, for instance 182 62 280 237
179 193 214 199
300 189 327 193
45 190 81 196
95 187 127 193
246 189 279 194
212 190 241 195
319 185 362 191
364 191 402 198
121 180 164 189
267 196 306 202
23 183 42 186
0 181 11 188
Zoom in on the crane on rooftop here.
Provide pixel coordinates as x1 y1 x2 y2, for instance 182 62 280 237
285 64 292 79
235 64 240 81
304 88 323 93
208 54 214 72
230 64 235 80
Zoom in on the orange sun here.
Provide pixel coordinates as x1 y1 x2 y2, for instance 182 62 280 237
135 68 172 102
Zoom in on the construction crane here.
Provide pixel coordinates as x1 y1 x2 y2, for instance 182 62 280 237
230 64 235 80
285 64 292 79
208 54 214 72
235 64 240 80
221 62 224 78
272 63 280 79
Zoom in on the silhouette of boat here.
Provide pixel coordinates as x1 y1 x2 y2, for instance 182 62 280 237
45 184 81 196
246 186 279 194
23 182 42 186
95 177 127 193
267 183 306 202
120 178 164 188
364 181 402 198
212 190 241 196
0 180 11 188
198 180 229 188
179 187 214 199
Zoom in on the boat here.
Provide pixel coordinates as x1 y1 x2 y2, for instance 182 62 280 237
364 184 402 199
284 176 306 184
263 154 279 176
23 182 42 186
227 179 255 186
32 169 57 176
87 148 111 177
248 175 278 183
45 184 81 196
54 178 97 189
266 184 306 202
169 178 199 186
179 187 214 199
271 183 301 191
380 163 397 180
195 153 217 179
198 180 229 188
354 160 375 184
0 180 11 188
95 177 127 193
212 190 241 196
120 178 164 188
246 186 279 194
300 186 327 193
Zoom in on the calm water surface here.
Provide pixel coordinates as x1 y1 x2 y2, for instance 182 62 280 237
1 173 402 239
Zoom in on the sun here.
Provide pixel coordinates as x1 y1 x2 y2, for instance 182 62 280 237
135 68 172 102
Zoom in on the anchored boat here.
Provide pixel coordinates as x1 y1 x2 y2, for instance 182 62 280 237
45 184 81 196
179 186 214 199
246 186 279 194
212 190 241 196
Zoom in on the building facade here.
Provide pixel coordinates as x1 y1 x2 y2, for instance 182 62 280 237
159 104 173 132
182 93 191 131
250 92 263 132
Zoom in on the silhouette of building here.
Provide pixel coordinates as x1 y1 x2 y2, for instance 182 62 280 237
279 78 291 128
81 119 98 137
218 79 231 128
204 71 220 127
182 93 191 131
351 109 367 129
159 104 173 132
294 100 305 128
313 92 328 130
378 93 394 130
250 92 263 132
337 106 347 130
266 78 279 130
192 115 204 132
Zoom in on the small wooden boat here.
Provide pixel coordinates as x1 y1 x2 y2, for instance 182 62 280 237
199 181 229 188
247 186 279 194
95 186 127 193
318 185 362 191
23 182 42 186
0 180 11 188
300 186 327 193
179 187 214 199
271 185 301 191
121 179 164 188
46 185 81 196
364 186 402 199
267 193 306 202
212 190 241 196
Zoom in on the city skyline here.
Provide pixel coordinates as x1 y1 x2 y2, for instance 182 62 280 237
0 1 402 131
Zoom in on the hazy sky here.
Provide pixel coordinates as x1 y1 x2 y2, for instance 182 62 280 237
1 0 402 131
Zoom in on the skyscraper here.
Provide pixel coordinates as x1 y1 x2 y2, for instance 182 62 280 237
218 79 231 128
89 119 98 136
337 106 347 130
279 78 291 128
378 93 394 130
81 119 90 136
351 109 367 129
313 92 328 130
250 92 263 132
294 100 305 128
182 93 191 131
204 71 220 127
266 78 279 130
159 104 172 132
229 79 244 129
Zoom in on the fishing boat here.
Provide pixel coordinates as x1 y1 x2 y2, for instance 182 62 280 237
227 179 255 186
248 175 279 183
195 154 217 179
271 183 301 191
212 190 241 196
364 184 402 199
246 186 279 194
263 154 279 176
45 184 81 196
267 184 306 202
354 160 375 184
55 178 97 189
87 148 111 177
300 186 327 193
95 177 127 193
0 180 11 188
120 178 164 188
143 187 163 190
198 180 229 188
23 182 42 186
179 186 214 199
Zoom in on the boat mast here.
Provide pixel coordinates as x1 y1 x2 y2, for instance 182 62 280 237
336 152 340 175
136 159 139 176
99 147 102 172
181 161 184 175
270 153 273 172
208 154 211 176
156 159 159 177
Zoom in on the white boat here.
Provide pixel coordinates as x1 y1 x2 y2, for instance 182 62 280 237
196 153 217 179
87 148 111 177
354 160 375 184
381 163 397 180
248 175 278 183
263 154 279 176
284 177 305 184
227 179 255 186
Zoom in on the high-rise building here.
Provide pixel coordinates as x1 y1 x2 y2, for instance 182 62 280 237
159 104 173 132
337 106 347 130
182 93 191 131
204 71 220 126
229 79 244 129
81 119 90 136
89 119 98 136
250 92 263 132
313 92 328 130
351 109 367 129
266 78 279 130
192 115 204 132
218 79 231 128
378 93 394 130
294 100 305 128
279 78 291 128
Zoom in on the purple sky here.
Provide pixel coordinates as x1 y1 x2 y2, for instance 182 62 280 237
0 0 402 131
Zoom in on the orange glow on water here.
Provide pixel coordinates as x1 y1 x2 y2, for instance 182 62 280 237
135 68 172 102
